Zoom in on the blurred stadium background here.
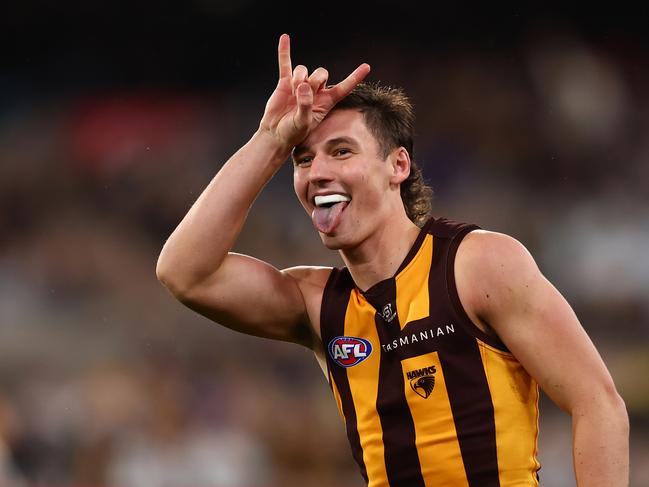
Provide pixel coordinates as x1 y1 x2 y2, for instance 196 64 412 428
1 2 648 486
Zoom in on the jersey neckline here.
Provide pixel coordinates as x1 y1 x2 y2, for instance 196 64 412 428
359 218 434 299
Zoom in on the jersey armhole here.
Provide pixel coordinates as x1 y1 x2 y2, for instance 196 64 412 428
445 227 510 352
320 267 341 387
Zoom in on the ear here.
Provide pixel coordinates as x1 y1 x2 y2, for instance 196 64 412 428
389 147 411 186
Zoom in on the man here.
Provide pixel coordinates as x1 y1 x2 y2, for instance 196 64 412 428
156 34 629 486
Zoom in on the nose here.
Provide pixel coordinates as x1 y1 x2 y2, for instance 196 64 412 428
307 153 334 186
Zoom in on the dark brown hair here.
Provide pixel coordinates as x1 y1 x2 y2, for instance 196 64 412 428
333 82 433 227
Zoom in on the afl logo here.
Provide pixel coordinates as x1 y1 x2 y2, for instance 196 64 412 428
328 336 373 368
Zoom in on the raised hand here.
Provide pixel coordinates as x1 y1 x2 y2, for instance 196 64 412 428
259 34 370 150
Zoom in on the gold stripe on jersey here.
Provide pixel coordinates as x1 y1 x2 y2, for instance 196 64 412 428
395 234 433 329
401 352 469 487
479 342 541 486
345 290 389 486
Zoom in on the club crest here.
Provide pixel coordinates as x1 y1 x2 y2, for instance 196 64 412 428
406 365 437 399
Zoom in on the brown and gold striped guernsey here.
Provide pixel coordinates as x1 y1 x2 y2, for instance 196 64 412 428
321 217 541 487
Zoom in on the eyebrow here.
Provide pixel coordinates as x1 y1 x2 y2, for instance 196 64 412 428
292 136 359 160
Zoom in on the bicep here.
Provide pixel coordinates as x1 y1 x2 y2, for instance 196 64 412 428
177 252 316 348
493 271 613 412
459 233 618 413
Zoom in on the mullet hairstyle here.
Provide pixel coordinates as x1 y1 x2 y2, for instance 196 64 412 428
332 82 433 227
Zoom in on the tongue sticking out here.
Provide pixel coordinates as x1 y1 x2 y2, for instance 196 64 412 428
312 201 349 234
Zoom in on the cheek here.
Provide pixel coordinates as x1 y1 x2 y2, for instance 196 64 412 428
353 171 385 205
293 173 308 209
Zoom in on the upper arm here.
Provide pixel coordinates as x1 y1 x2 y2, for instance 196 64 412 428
455 231 621 414
168 252 330 349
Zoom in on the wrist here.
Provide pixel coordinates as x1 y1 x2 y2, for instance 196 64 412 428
253 127 294 164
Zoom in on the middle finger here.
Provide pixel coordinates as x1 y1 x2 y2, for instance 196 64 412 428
292 65 309 94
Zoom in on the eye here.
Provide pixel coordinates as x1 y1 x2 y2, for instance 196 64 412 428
334 148 351 157
294 156 313 167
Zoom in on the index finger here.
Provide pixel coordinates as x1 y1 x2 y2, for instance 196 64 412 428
278 33 292 80
328 63 371 102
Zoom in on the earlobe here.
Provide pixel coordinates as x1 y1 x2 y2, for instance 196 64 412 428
390 147 411 185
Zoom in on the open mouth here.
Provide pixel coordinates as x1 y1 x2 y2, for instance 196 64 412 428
314 194 351 208
311 193 351 234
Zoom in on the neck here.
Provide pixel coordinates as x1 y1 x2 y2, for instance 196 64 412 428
340 215 422 292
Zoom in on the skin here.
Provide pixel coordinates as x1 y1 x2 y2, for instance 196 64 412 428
156 34 629 486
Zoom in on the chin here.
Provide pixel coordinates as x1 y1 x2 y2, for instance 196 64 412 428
319 233 344 250
318 229 359 251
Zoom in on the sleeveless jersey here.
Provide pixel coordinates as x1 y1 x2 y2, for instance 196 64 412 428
320 217 540 487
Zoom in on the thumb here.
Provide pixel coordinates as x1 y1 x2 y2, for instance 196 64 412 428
293 82 313 132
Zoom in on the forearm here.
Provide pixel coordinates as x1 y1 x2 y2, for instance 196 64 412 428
157 129 291 290
572 392 629 487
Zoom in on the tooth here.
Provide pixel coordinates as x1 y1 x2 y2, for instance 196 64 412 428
315 194 351 207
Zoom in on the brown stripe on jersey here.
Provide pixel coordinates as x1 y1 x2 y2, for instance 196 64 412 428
322 269 368 483
371 278 426 487
440 335 500 487
446 225 509 352
428 224 501 486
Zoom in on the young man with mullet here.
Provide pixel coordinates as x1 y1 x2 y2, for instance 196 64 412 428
156 34 629 486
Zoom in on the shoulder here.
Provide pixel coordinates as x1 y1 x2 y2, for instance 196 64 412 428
457 229 537 271
455 230 542 322
283 265 334 291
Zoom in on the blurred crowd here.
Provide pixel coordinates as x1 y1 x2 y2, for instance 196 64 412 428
1 11 648 487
